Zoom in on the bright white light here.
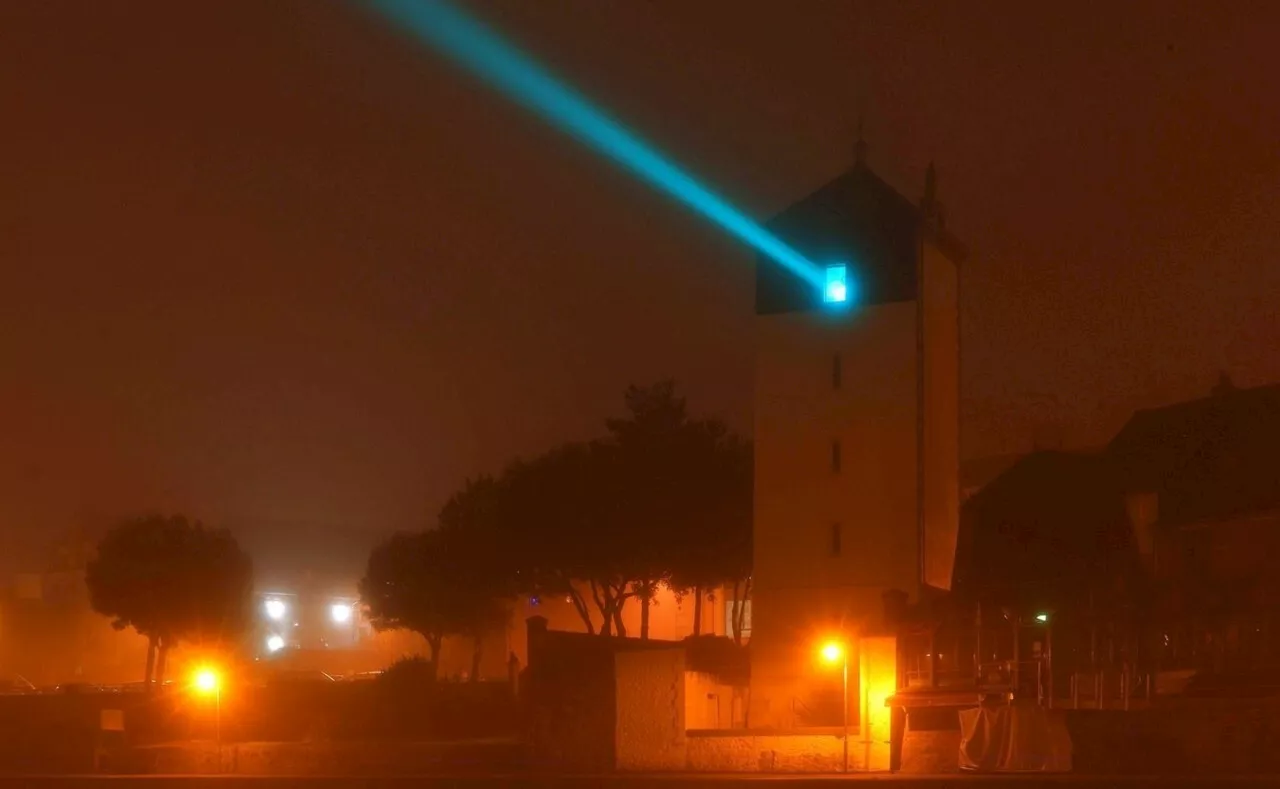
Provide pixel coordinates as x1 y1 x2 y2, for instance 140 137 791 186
264 599 287 620
330 603 353 624
266 634 285 653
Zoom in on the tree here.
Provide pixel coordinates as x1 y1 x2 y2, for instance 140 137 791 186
360 527 508 681
498 442 632 635
606 382 753 640
421 381 753 642
666 425 753 643
85 514 253 688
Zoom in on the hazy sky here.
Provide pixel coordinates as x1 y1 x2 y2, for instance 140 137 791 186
3 1 1278 576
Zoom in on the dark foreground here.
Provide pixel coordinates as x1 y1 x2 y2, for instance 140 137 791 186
4 776 1280 788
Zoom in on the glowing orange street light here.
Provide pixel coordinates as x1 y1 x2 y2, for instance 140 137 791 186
818 639 849 773
820 641 843 665
193 668 219 695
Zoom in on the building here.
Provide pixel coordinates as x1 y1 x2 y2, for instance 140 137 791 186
953 377 1280 680
749 141 964 728
1110 377 1280 672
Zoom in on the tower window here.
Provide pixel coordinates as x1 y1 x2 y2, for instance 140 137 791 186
831 439 841 472
823 264 849 304
832 354 842 389
831 523 842 556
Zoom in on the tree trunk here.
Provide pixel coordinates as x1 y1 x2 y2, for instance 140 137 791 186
693 585 703 637
154 637 170 687
567 589 595 634
612 585 628 638
732 577 752 646
640 581 652 640
144 636 157 691
426 636 442 682
470 635 483 683
591 580 612 636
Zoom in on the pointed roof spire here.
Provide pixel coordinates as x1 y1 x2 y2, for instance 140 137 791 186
854 118 868 168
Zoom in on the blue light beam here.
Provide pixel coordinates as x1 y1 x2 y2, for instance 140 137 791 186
367 0 825 290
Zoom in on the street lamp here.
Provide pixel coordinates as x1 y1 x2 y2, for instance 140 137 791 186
819 639 849 773
192 667 222 768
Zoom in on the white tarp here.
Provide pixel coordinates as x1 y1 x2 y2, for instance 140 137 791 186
958 701 1072 772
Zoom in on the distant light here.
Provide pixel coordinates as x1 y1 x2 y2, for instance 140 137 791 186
264 599 287 620
529 596 540 607
266 635 286 653
824 264 850 304
193 668 219 695
820 641 844 665
1035 612 1049 623
330 603 353 624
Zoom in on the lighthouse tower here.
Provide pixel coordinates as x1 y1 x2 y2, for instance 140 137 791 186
749 139 963 729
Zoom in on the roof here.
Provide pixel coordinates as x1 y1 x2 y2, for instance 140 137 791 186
953 450 1137 606
961 453 1025 494
755 162 966 315
1108 382 1280 525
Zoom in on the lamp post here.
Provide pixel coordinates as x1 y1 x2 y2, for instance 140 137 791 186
193 668 221 770
820 640 849 773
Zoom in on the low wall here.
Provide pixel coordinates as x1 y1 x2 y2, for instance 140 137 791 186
1066 699 1280 774
685 730 887 772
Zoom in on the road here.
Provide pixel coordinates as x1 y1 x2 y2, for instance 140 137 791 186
3 776 1280 788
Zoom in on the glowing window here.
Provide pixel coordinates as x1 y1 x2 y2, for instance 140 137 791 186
823 264 849 304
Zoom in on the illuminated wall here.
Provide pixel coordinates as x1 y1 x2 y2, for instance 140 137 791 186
751 302 918 728
748 161 963 729
921 242 960 591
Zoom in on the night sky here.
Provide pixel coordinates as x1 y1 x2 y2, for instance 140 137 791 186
3 1 1278 577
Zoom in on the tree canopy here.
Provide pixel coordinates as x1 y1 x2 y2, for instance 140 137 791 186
360 526 509 680
391 381 752 643
85 514 253 687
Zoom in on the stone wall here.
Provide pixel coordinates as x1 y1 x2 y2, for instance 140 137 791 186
614 649 686 771
685 731 863 772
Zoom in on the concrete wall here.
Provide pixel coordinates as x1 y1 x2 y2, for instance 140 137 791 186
614 648 686 771
751 302 920 728
523 620 618 772
685 672 746 730
921 241 960 591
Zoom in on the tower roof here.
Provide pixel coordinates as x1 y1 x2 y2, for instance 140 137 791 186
756 162 965 315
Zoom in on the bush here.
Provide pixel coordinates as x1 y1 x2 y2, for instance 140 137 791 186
379 656 437 691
